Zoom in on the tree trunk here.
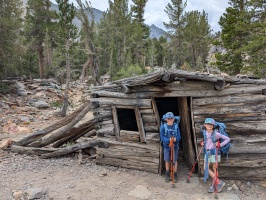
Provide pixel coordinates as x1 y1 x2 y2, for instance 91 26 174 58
79 57 90 81
38 47 45 79
61 40 71 117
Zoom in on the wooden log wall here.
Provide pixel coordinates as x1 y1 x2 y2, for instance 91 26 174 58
91 89 161 173
96 139 159 173
192 84 266 180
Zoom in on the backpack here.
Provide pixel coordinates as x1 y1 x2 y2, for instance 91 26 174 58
215 122 232 156
202 122 232 160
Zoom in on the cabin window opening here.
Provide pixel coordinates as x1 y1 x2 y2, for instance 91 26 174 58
117 108 138 131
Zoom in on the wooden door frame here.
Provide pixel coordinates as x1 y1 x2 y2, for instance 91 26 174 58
152 97 196 175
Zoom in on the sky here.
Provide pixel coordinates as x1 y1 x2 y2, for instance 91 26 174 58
50 0 230 33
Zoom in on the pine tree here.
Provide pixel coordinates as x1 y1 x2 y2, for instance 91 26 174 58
56 0 78 117
131 0 150 66
182 10 211 69
217 0 249 75
97 0 132 80
242 0 266 77
24 0 56 79
0 0 23 77
164 0 211 69
164 0 187 68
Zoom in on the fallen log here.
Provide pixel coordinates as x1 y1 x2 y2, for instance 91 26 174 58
11 145 60 156
14 102 88 146
52 124 95 148
41 140 98 159
31 103 92 147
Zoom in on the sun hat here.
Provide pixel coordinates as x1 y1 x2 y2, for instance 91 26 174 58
204 118 215 125
165 112 174 119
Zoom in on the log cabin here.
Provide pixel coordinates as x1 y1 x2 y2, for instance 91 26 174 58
89 69 266 180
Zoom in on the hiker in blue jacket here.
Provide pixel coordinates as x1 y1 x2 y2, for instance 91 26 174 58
202 118 230 193
160 112 181 183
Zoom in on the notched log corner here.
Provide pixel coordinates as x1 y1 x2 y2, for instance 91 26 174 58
121 84 131 94
262 89 266 95
91 101 99 108
97 141 109 148
214 80 226 90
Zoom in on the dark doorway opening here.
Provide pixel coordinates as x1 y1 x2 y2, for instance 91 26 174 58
155 97 180 119
117 108 138 131
155 97 184 174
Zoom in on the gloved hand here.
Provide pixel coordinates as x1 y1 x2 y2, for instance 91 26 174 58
215 142 220 148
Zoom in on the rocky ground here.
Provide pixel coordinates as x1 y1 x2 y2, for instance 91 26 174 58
0 80 266 200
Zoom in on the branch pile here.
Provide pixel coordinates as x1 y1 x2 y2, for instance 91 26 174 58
8 101 107 158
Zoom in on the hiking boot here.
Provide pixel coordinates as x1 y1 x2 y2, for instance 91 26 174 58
207 184 215 193
217 181 226 193
174 172 178 183
165 171 170 182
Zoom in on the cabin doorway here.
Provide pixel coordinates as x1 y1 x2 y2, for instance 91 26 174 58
154 97 196 175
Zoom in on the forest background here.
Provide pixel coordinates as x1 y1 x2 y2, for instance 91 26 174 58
0 0 265 85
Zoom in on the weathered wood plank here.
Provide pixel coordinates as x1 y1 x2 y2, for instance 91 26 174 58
142 115 157 124
96 127 115 137
151 97 160 128
193 114 266 123
134 107 146 143
11 145 59 155
144 126 159 132
111 106 120 140
90 97 151 108
193 103 266 115
96 157 158 173
119 130 140 142
193 94 266 106
139 108 154 114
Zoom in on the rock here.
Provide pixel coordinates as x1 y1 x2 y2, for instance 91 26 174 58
25 188 47 200
232 183 239 191
0 139 13 149
13 190 24 199
128 185 151 200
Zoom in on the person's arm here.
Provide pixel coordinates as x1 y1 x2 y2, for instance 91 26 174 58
176 127 181 142
160 125 170 144
217 132 230 147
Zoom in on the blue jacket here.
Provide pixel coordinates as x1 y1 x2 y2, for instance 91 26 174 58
160 123 181 149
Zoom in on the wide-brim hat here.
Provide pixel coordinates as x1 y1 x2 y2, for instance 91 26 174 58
204 118 215 125
165 112 174 119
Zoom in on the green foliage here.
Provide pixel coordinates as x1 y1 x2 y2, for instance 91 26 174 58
113 64 146 80
217 0 266 77
0 82 16 94
49 101 63 108
0 0 24 77
164 1 211 69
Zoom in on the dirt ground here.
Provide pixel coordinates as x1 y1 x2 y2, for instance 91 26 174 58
1 148 266 200
1 87 266 200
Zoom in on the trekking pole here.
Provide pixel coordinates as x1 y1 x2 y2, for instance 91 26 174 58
169 137 175 188
187 141 204 183
214 140 221 199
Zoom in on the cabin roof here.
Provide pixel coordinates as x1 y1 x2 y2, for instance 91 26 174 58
92 69 266 91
